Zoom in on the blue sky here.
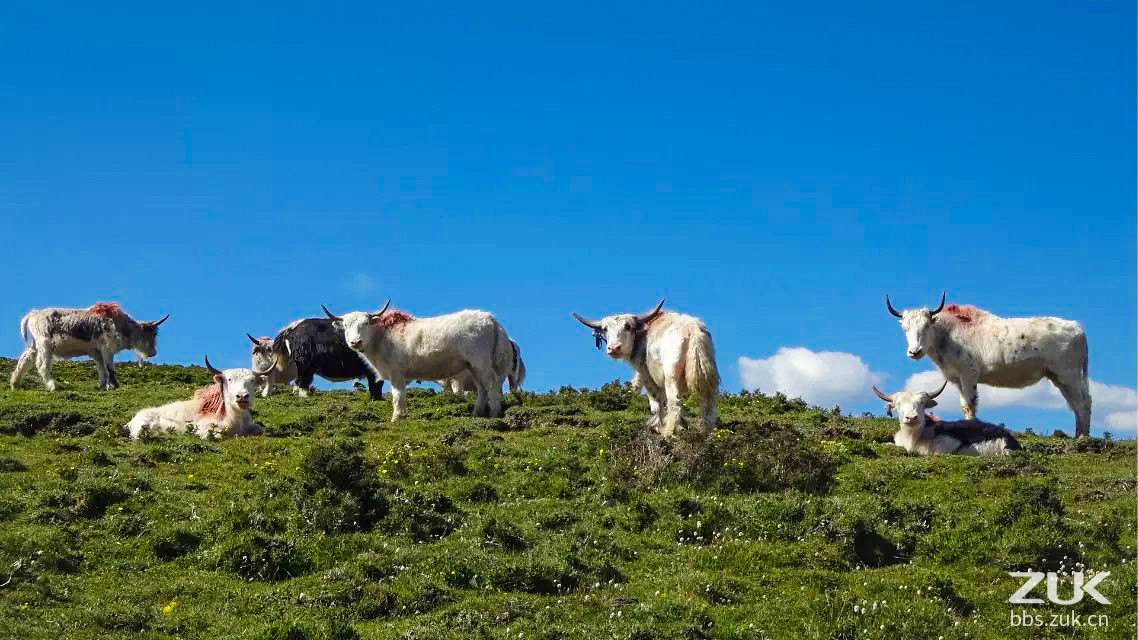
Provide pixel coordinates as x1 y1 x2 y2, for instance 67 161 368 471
2 1 1134 434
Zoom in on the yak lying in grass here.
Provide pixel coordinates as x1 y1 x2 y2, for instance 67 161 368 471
127 357 272 439
873 381 1022 456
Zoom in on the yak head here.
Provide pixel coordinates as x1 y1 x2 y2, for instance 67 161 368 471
572 299 665 361
322 300 391 352
872 380 948 430
885 292 945 360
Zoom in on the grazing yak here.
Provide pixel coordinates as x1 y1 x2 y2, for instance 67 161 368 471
438 339 526 395
873 381 1022 455
245 321 383 399
323 300 514 420
127 356 272 439
886 292 1091 436
11 303 169 391
572 299 719 437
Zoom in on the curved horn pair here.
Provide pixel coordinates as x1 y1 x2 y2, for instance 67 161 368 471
572 299 665 330
872 379 949 403
885 291 946 318
323 300 391 321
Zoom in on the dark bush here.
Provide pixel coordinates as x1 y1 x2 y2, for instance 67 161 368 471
387 492 463 542
0 457 28 472
250 622 320 640
39 480 129 522
607 418 837 495
464 482 499 503
0 409 96 437
215 533 312 581
503 404 589 431
481 517 530 551
154 530 201 560
295 439 389 534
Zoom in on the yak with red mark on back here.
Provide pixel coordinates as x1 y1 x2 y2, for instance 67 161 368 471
11 303 169 391
323 300 514 421
885 291 1091 437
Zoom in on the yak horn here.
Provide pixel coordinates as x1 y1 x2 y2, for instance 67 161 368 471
370 299 391 318
885 295 903 318
145 314 170 327
572 312 602 330
246 333 264 347
636 299 665 324
321 304 341 321
929 291 946 316
204 355 222 375
927 379 949 399
253 361 276 376
872 386 893 402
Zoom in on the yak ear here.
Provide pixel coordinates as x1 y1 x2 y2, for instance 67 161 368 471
213 374 225 384
884 403 894 417
926 399 938 408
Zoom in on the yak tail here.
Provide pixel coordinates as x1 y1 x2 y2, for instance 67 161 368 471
684 326 720 404
508 339 526 391
19 313 30 343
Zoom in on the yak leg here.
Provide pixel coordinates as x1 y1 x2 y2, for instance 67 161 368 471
294 363 315 397
660 376 684 438
103 349 120 389
957 378 978 420
91 351 109 390
1047 371 1092 438
468 367 502 418
389 378 409 421
260 376 273 397
640 374 666 430
365 373 384 401
34 341 56 391
10 345 36 389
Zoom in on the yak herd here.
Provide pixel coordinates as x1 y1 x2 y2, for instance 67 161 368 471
8 293 1094 453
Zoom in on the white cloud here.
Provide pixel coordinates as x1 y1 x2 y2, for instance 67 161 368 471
738 347 884 408
904 370 1138 431
1105 411 1138 430
342 272 375 297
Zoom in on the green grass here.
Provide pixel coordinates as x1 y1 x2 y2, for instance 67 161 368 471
0 359 1134 639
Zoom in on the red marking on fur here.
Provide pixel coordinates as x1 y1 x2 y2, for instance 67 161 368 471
940 304 986 325
926 412 941 423
193 384 227 419
371 310 414 328
256 336 272 345
88 302 124 317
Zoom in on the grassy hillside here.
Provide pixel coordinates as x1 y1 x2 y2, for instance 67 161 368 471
0 359 1134 639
